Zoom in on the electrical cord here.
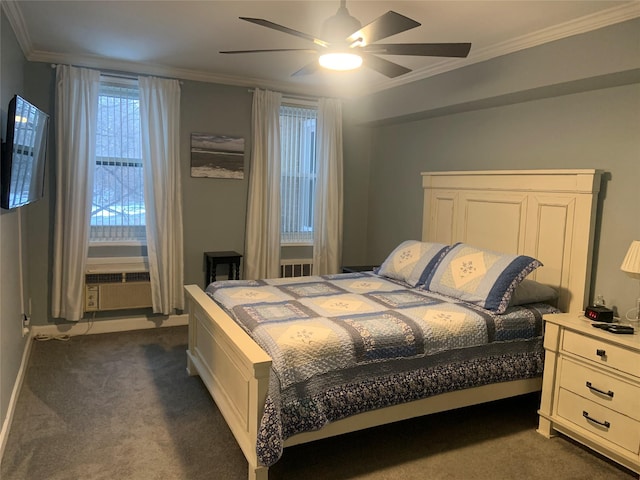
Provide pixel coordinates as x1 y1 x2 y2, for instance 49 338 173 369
625 307 640 322
32 314 96 342
625 288 640 321
34 333 71 342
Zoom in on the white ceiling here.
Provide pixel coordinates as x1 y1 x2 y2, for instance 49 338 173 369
4 1 639 97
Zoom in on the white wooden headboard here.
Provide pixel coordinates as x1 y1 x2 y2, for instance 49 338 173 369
421 170 602 314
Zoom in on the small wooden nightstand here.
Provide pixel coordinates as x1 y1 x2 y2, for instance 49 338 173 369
342 265 378 273
203 251 242 287
538 313 640 474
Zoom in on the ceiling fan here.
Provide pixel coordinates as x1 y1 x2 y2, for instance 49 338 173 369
220 0 472 78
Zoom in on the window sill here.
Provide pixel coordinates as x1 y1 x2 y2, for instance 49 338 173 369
89 240 146 247
85 256 149 273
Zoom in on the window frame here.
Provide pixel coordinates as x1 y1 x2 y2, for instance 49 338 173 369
89 76 146 247
279 100 318 246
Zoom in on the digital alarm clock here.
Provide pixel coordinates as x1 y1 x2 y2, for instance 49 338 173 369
584 305 614 322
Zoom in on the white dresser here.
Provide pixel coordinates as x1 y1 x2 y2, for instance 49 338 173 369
538 313 640 473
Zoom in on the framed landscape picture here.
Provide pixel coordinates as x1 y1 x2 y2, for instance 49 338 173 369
190 133 245 179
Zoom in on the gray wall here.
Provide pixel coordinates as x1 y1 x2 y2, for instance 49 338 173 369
351 18 640 126
355 19 640 318
4 6 635 460
21 63 54 330
0 8 30 443
341 121 372 266
21 70 372 325
10 16 640 330
22 71 256 324
180 81 252 287
363 83 639 317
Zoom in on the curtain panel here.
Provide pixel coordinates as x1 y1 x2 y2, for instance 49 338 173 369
313 97 344 275
52 65 100 321
245 89 282 280
138 76 184 314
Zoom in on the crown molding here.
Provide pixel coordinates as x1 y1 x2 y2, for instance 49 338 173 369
5 1 640 98
32 49 334 97
358 2 640 96
1 0 33 58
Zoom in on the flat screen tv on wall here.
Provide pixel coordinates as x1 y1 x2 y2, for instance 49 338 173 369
1 94 49 210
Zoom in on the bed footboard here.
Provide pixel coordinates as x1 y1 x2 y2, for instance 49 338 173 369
185 284 272 480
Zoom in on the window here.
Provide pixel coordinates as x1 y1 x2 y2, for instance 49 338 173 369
280 104 317 245
90 80 146 243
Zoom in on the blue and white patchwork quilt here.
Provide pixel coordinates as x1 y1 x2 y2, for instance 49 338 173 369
206 272 557 466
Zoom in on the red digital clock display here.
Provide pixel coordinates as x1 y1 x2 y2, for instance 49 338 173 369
584 305 614 322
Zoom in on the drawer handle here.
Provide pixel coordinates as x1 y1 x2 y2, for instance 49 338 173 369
583 411 610 429
596 348 606 358
585 381 614 398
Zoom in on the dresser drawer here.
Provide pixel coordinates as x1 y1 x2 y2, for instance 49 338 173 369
562 330 640 378
558 358 640 420
557 388 640 455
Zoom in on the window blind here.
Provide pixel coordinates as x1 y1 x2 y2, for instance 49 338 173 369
90 81 146 243
280 104 317 245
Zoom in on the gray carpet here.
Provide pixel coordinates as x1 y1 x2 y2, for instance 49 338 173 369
1 326 635 480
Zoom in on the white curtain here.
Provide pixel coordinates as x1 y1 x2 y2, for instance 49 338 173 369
245 89 282 279
52 65 100 321
313 98 343 275
138 76 184 314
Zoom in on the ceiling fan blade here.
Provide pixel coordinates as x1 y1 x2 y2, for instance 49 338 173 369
220 48 318 54
240 17 330 48
361 54 411 78
347 11 420 46
362 43 472 58
292 61 320 77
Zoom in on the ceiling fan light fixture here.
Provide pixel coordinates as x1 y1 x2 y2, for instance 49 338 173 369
228 3 471 79
318 51 363 71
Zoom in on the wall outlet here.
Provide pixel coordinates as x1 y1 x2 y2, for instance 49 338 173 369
22 314 31 337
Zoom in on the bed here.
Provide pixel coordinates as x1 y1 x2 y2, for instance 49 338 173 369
185 169 602 480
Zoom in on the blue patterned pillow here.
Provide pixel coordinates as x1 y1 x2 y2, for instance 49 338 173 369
376 240 451 287
424 243 542 313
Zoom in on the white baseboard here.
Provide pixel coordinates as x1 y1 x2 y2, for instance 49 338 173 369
0 334 33 463
31 313 189 338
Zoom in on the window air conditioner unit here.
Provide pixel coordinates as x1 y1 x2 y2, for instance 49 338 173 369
84 271 152 312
